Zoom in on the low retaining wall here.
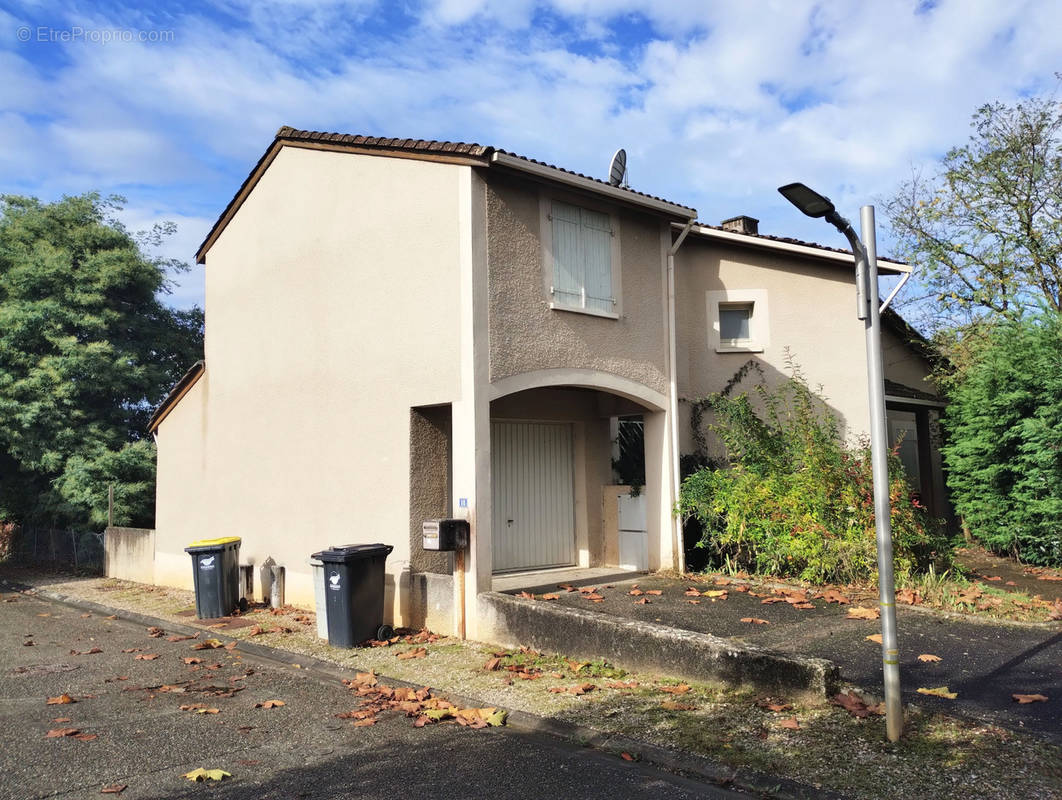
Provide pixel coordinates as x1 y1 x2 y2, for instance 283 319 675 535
104 527 155 583
479 591 838 700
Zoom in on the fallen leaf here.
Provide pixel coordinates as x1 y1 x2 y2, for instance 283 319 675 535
684 587 701 596
53 717 72 723
778 717 800 729
183 657 203 665
192 638 225 650
255 699 285 709
1012 693 1049 704
645 590 662 596
45 728 80 738
606 681 639 689
182 768 231 782
686 599 701 605
702 590 727 599
629 588 644 596
353 718 377 727
740 617 770 625
917 686 957 699
635 597 650 604
516 591 535 600
821 590 851 604
540 593 559 601
659 684 691 695
585 594 604 602
830 691 881 718
918 654 942 663
70 648 103 655
896 588 923 605
846 607 880 620
100 784 127 793
80 613 91 618
74 733 98 741
397 647 427 660
105 615 117 620
22 640 35 646
484 657 502 671
134 654 159 661
46 694 76 705
147 627 165 638
865 634 883 644
620 752 634 761
791 602 816 610
756 700 792 713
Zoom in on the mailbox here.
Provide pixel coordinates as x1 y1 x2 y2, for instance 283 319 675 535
423 518 469 551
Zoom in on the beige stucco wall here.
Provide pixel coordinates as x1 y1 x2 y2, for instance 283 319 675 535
882 326 935 393
675 238 876 456
154 146 467 619
485 174 671 396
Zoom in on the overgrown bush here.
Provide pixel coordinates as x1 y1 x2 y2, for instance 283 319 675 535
942 312 1062 566
678 367 951 584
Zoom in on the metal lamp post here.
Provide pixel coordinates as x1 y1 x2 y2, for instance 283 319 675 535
778 183 903 742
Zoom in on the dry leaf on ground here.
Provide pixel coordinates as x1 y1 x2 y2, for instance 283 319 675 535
866 634 883 643
846 607 880 620
659 684 691 695
134 654 159 661
255 699 285 709
100 785 127 794
740 617 769 625
1012 693 1049 704
917 686 957 699
778 717 801 729
45 728 80 738
918 654 942 663
397 647 427 660
46 694 76 705
182 768 231 782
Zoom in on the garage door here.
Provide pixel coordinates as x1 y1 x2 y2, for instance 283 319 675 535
491 421 576 573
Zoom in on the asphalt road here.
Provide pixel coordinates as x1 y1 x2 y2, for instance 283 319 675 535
0 593 743 800
527 574 1062 740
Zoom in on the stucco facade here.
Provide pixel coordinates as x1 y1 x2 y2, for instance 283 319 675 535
154 146 468 618
150 129 946 641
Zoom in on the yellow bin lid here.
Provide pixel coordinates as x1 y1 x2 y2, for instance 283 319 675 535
187 536 241 547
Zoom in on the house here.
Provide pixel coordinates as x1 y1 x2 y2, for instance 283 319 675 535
146 128 945 640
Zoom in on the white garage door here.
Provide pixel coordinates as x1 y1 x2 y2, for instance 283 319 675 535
491 421 576 573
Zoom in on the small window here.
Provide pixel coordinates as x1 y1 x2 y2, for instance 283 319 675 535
719 303 753 345
706 289 768 353
550 200 615 316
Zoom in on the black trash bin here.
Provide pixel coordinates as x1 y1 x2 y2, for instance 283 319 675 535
311 544 394 648
184 537 242 619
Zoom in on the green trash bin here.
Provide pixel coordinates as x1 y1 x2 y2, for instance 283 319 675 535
184 537 242 619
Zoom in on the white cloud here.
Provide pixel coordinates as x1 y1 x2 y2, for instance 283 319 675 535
3 0 1060 308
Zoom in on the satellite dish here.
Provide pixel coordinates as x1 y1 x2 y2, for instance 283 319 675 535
608 148 627 187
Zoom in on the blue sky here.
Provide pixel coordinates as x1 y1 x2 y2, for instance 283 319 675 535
2 0 1060 311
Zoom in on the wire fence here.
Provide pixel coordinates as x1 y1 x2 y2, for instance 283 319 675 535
4 525 105 572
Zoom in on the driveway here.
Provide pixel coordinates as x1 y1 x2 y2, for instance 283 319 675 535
508 572 1062 740
0 591 742 799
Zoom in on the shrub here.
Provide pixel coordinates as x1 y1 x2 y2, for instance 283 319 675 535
942 312 1062 565
678 367 950 584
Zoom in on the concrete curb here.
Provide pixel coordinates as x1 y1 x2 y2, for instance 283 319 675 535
18 582 838 800
482 591 839 700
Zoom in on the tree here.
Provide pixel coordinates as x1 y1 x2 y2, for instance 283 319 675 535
886 91 1062 333
942 311 1062 566
0 193 203 528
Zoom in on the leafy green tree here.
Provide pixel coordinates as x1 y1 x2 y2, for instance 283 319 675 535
0 193 203 528
887 92 1062 333
942 312 1062 565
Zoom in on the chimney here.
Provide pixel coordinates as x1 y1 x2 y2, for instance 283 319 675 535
720 215 759 235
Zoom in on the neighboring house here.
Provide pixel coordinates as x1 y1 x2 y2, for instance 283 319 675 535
147 128 945 640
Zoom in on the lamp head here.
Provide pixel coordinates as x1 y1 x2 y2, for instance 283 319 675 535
778 183 836 219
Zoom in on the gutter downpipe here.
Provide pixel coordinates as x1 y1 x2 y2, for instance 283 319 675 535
668 220 694 575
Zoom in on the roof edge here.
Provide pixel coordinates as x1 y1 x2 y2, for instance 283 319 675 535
686 223 911 275
148 361 205 433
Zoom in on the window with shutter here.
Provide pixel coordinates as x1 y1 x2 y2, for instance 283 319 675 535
550 200 615 315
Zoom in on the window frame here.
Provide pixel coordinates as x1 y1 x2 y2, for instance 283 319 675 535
539 192 622 320
706 289 769 353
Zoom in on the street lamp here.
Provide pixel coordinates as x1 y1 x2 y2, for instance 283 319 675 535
778 182 903 743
